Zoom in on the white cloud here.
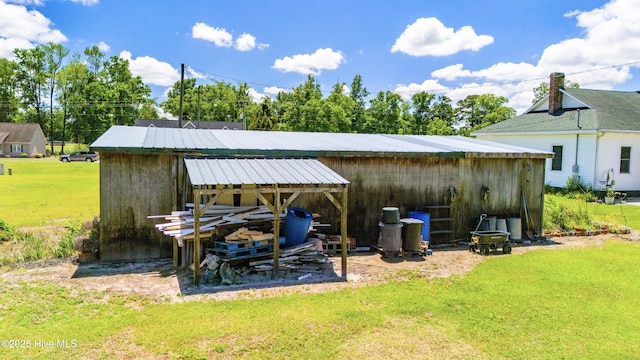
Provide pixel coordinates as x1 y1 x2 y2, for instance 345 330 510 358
69 0 98 5
192 22 233 47
0 1 67 58
394 79 449 101
186 67 207 80
391 17 493 57
156 103 176 120
417 0 640 115
192 22 266 52
5 0 44 5
0 37 33 58
264 86 287 96
431 64 472 81
234 33 255 51
97 41 109 52
247 88 268 103
272 48 345 75
119 51 180 87
432 62 542 82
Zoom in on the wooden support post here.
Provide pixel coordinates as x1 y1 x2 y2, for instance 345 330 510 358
280 192 300 210
340 186 348 278
273 185 281 278
199 193 221 214
173 238 178 266
193 189 201 285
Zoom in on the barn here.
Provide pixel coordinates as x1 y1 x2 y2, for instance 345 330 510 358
91 126 552 263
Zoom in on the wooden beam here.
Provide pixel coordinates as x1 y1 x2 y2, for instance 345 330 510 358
273 184 281 278
173 237 178 266
323 192 342 212
193 186 346 196
193 189 201 285
256 192 276 213
340 186 348 278
199 193 221 214
280 192 300 209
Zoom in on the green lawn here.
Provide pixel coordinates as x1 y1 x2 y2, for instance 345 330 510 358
545 194 640 231
0 240 639 359
0 157 99 228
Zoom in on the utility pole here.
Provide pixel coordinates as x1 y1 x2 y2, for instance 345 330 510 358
197 86 201 129
178 63 184 128
241 101 246 130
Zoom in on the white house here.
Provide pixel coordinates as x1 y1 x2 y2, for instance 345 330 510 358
473 72 640 194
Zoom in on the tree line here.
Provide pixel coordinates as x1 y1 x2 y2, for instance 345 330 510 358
163 74 518 136
1 42 521 154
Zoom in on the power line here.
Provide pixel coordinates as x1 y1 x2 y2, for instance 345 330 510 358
187 61 640 95
2 61 639 109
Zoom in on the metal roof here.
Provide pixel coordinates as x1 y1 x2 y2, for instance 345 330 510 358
134 119 244 130
473 88 640 135
91 125 552 158
184 158 350 186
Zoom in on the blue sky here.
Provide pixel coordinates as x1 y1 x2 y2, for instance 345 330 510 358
1 0 639 114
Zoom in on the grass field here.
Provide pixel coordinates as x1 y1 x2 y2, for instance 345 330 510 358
0 157 99 228
0 240 639 359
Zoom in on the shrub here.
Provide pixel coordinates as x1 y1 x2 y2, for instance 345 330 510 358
54 224 79 258
564 174 584 193
34 153 44 158
20 153 27 158
544 182 558 194
544 198 593 231
0 219 16 241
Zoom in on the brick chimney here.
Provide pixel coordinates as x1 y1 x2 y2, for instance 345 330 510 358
548 72 565 115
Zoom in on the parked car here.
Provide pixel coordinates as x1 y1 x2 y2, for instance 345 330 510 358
59 151 99 162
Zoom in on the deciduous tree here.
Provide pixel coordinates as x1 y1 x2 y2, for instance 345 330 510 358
0 58 20 122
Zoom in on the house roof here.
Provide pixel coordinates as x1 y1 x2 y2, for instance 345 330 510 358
91 125 552 159
0 123 45 143
185 158 350 186
473 88 640 135
134 119 244 130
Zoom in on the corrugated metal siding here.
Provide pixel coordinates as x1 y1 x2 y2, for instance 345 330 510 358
185 158 349 186
91 126 552 158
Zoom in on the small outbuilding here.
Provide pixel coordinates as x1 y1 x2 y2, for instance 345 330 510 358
91 126 552 262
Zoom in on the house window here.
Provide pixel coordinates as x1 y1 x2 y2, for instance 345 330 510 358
620 146 631 174
552 145 563 171
10 144 23 153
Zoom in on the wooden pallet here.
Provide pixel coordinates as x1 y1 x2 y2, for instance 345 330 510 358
213 238 275 250
212 244 274 260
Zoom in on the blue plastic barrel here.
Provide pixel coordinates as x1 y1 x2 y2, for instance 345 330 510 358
408 211 430 242
283 207 313 247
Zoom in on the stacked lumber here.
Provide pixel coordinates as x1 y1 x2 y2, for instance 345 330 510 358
224 227 274 242
148 205 277 246
199 239 333 285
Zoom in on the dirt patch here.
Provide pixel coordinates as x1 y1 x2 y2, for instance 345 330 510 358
1 232 638 303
